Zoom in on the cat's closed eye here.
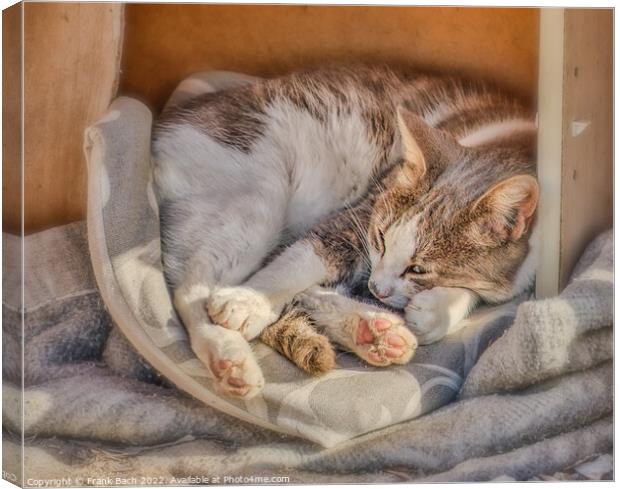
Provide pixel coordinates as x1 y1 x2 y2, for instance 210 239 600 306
377 229 386 255
403 264 427 276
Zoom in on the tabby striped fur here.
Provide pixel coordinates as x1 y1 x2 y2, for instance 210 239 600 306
153 65 537 396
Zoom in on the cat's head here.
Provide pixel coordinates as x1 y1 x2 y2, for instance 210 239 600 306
366 108 538 308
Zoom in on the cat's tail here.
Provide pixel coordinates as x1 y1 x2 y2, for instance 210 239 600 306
260 304 336 376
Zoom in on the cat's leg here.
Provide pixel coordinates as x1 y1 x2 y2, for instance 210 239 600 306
259 305 336 375
175 266 264 399
207 204 371 341
207 239 330 341
169 191 288 399
296 286 417 366
405 287 480 345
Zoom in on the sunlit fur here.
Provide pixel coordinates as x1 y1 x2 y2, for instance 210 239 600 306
366 129 538 308
153 65 538 394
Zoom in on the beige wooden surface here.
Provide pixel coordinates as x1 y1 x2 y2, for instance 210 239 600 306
535 9 565 299
2 4 22 234
536 8 613 296
10 4 540 233
120 5 539 113
559 9 613 288
17 2 123 234
1 4 24 484
5 4 613 295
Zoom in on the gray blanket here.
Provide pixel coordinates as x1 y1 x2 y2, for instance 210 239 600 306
2 223 612 484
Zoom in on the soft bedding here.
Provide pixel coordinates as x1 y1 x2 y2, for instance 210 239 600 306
2 222 612 483
1 71 612 483
80 72 524 446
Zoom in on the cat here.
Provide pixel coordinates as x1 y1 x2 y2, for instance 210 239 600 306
152 65 538 398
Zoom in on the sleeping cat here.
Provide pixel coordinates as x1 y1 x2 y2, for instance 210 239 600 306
152 65 538 398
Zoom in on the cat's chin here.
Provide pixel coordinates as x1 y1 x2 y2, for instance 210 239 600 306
378 295 409 310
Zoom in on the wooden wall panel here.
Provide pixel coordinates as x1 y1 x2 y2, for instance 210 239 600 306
20 2 123 234
120 5 539 112
2 4 22 235
1 4 24 484
535 8 565 299
13 4 540 233
559 9 613 287
536 8 613 297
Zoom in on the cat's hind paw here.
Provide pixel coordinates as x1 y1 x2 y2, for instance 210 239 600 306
209 356 265 399
350 312 417 366
192 328 265 398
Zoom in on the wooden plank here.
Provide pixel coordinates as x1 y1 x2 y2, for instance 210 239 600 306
22 3 123 233
559 9 613 287
535 8 565 298
17 5 540 233
120 5 539 113
2 4 22 235
1 8 24 486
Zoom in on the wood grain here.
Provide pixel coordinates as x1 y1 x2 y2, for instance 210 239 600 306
2 4 22 234
559 9 613 287
13 5 540 233
19 3 123 234
120 5 539 112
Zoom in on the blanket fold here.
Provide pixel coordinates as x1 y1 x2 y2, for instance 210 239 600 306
2 222 613 482
461 230 613 398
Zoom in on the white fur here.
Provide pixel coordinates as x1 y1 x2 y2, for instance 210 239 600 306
405 287 480 345
177 78 215 95
424 102 456 126
154 103 382 237
247 241 328 295
152 125 286 397
369 214 421 308
154 125 251 200
173 282 265 397
458 119 536 147
153 102 381 395
262 101 381 235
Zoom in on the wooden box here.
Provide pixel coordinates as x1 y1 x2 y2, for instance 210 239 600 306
2 3 613 296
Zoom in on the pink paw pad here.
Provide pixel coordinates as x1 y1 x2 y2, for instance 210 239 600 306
210 358 249 395
354 315 415 366
355 318 391 345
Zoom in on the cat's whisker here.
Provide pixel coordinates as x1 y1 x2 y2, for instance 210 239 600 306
342 204 373 265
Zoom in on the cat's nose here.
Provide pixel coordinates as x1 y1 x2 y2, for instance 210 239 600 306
368 281 393 299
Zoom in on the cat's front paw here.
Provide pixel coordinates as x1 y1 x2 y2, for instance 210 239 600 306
349 311 417 366
405 287 477 345
207 287 281 340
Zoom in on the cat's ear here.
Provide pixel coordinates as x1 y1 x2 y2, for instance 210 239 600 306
396 106 460 182
471 175 539 242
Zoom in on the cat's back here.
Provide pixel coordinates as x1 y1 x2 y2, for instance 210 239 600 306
152 65 535 215
152 65 404 163
153 65 534 162
151 66 408 229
